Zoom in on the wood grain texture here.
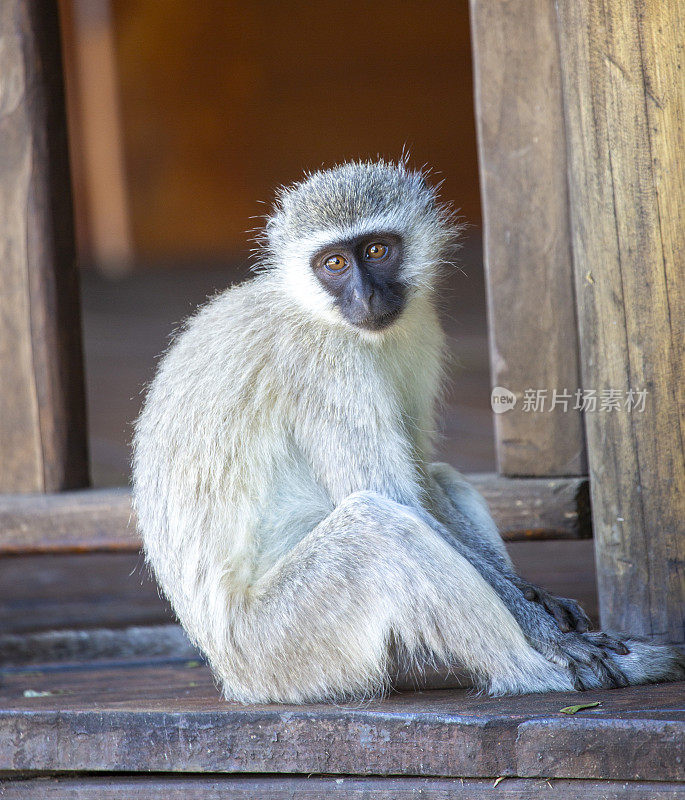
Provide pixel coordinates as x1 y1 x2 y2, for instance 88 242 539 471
0 624 196 667
469 0 586 477
0 488 135 553
1 775 683 800
0 0 88 493
0 553 174 635
0 659 682 780
556 1 685 642
468 473 590 540
0 476 590 555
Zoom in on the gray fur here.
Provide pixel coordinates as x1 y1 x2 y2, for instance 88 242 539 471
265 159 451 252
132 159 684 703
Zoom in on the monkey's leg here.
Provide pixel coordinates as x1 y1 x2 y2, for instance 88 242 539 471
208 491 639 704
426 462 591 633
413 481 684 691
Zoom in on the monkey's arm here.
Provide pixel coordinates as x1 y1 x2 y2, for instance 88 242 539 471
424 462 591 634
293 403 589 635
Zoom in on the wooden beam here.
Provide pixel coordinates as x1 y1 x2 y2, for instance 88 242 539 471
0 476 591 555
469 0 587 477
0 0 89 493
467 474 590 541
0 624 197 667
0 776 682 800
58 0 133 275
0 665 682 781
0 488 135 553
556 2 685 643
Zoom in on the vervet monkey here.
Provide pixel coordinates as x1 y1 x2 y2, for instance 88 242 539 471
133 159 684 703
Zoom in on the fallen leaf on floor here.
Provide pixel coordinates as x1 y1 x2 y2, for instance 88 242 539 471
493 776 505 787
560 701 601 714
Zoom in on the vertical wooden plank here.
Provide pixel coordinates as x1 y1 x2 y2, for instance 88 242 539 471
0 0 89 492
470 0 587 477
556 1 684 642
59 0 133 276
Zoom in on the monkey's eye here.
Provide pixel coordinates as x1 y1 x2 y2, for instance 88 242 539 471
324 255 348 272
365 243 389 260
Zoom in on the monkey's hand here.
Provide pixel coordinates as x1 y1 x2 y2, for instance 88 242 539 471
511 577 591 633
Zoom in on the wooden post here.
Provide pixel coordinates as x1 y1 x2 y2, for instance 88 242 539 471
0 0 89 492
58 0 133 276
556 1 684 642
470 0 587 477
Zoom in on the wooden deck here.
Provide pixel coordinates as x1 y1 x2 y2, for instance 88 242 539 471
1 1 682 795
0 655 683 797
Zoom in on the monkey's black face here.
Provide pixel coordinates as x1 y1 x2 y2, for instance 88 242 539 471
310 233 407 331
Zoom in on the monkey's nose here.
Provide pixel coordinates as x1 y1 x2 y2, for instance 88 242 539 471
353 287 373 314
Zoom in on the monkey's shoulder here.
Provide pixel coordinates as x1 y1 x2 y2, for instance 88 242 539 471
156 278 277 369
147 276 324 417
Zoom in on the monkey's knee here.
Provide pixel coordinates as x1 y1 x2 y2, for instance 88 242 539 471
337 489 388 510
332 490 415 527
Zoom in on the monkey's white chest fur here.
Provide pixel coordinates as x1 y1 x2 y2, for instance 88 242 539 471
133 277 443 601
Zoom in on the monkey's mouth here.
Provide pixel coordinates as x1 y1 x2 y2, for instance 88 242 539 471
354 306 404 331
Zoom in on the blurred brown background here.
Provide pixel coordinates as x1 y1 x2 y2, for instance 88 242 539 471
61 0 481 269
58 0 494 489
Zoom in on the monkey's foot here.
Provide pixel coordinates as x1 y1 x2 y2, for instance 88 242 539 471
544 631 631 690
512 578 592 633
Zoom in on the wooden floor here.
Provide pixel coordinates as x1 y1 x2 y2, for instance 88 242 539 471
0 655 683 797
1 775 683 800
